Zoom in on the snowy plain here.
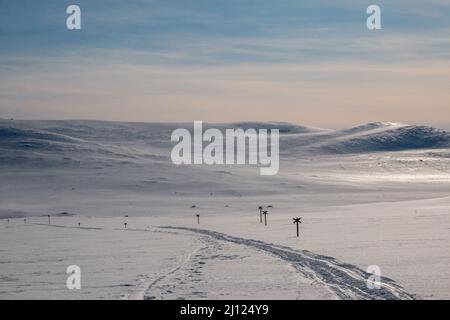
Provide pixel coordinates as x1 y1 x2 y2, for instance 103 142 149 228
1 119 449 299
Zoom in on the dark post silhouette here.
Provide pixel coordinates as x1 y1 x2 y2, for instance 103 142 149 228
258 206 263 223
196 214 200 224
293 217 302 237
262 210 268 226
124 222 127 229
47 215 51 225
24 218 27 224
78 222 81 228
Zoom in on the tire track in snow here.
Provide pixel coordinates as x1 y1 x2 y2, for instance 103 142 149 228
160 226 415 300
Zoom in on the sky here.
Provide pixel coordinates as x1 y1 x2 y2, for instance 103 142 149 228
1 0 450 128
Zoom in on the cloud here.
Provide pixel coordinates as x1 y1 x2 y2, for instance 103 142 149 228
1 0 450 127
1 0 450 63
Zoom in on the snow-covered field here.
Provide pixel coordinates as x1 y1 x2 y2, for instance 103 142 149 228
1 119 450 299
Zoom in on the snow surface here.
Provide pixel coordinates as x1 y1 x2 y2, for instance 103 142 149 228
1 120 450 299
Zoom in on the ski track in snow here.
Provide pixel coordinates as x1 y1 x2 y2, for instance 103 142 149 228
158 226 416 300
22 222 416 300
31 223 103 230
141 229 235 300
135 242 207 300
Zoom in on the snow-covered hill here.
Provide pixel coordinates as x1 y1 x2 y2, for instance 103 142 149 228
306 122 450 154
1 120 449 165
1 119 450 300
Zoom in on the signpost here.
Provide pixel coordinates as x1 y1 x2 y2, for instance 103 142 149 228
262 211 268 226
293 217 302 237
258 206 263 223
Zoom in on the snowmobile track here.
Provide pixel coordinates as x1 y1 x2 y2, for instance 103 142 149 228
160 226 415 300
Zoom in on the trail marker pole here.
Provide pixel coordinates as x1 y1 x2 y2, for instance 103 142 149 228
258 206 263 223
196 214 200 224
78 222 81 228
293 217 302 237
124 222 127 229
263 211 268 226
48 215 51 225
